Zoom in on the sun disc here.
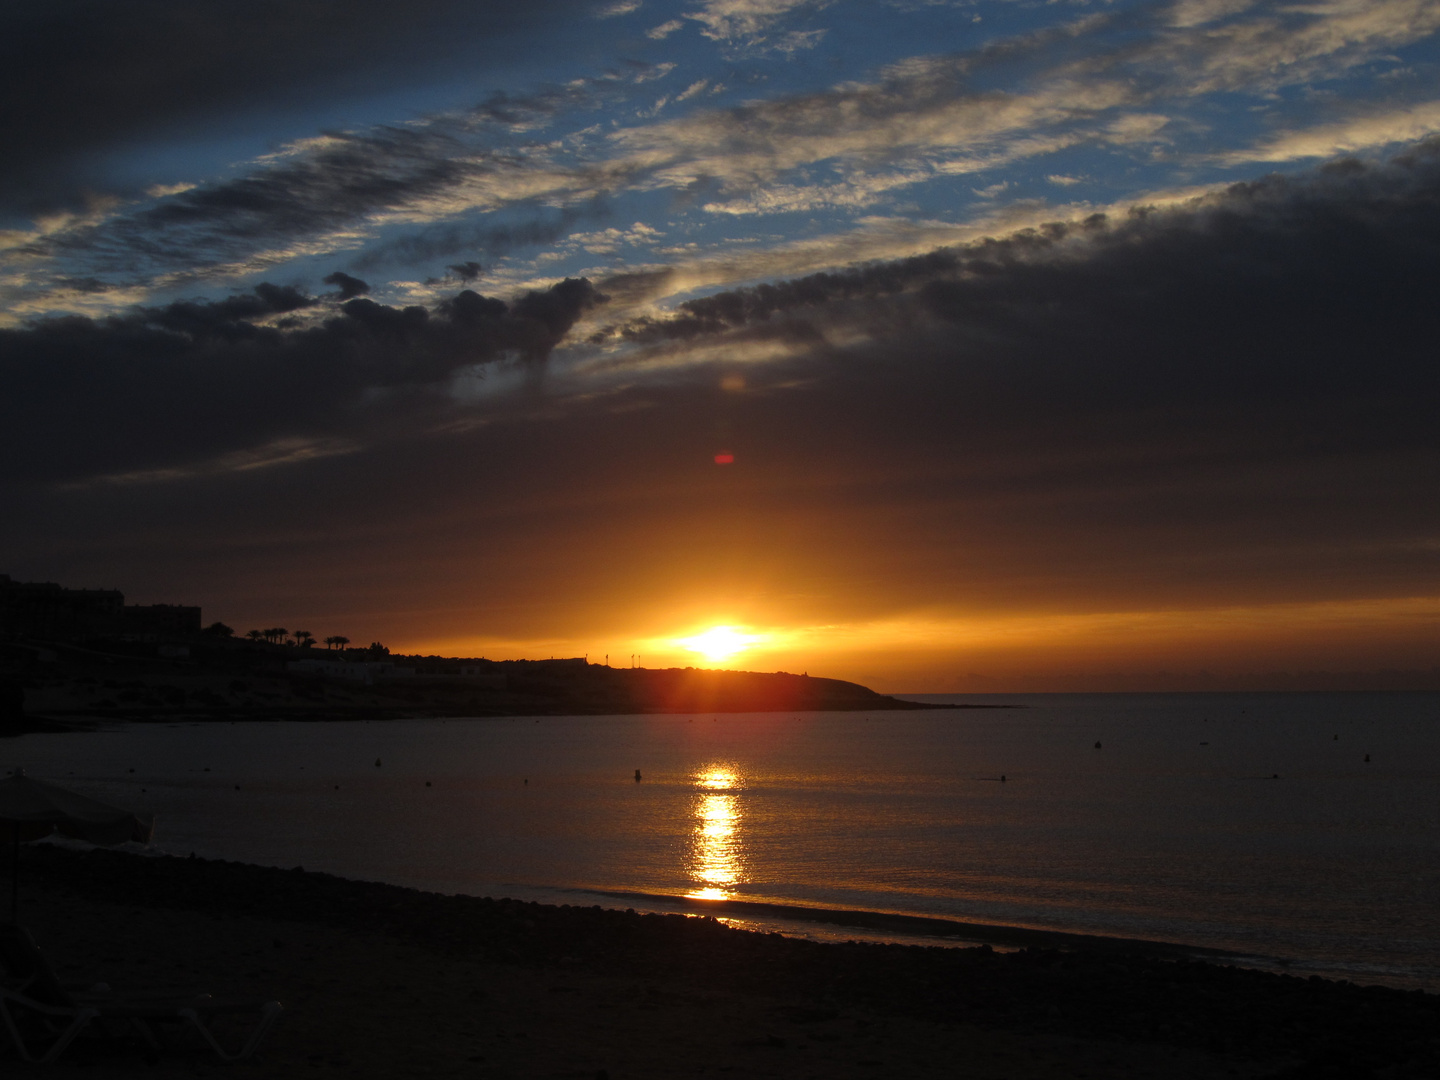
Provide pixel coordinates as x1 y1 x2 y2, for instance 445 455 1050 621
676 625 761 662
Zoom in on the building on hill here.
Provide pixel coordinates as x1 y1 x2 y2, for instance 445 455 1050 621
0 574 201 641
0 575 125 638
120 603 203 639
504 657 588 673
287 659 415 685
287 659 506 689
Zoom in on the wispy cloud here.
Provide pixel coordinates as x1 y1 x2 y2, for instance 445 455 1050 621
1147 0 1440 94
1166 0 1258 30
588 140 1440 381
1223 100 1440 163
7 0 1440 325
5 0 1440 679
0 0 599 211
676 79 711 101
684 0 829 44
610 76 1133 196
71 437 362 490
6 143 1439 658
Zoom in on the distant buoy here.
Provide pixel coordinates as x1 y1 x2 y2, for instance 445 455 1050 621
1094 741 1101 750
1271 773 1280 779
375 758 382 767
634 769 642 782
1000 774 1007 782
523 778 528 785
1364 754 1370 763
425 781 432 787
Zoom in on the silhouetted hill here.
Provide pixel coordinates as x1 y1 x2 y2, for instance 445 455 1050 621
500 662 944 713
3 641 998 724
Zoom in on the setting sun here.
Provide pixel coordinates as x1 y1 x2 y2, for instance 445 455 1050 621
676 625 762 663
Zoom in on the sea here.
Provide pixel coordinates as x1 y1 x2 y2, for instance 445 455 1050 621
5 692 1438 990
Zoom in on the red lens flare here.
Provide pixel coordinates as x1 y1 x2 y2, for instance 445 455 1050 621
713 453 734 465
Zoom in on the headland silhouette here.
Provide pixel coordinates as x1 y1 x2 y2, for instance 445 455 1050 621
1 574 1005 727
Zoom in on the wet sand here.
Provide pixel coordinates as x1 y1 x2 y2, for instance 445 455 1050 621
12 846 1439 1078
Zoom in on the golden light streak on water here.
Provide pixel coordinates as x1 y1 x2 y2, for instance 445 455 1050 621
686 765 745 899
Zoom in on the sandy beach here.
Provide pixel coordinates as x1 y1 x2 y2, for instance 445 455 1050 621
5 846 1435 1078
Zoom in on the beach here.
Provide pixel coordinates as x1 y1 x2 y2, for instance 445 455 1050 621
9 701 1437 988
11 845 1438 1078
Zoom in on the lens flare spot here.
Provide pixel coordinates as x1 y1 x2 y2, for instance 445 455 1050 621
714 452 734 464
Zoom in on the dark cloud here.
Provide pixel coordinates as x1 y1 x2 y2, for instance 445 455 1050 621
602 143 1440 456
597 248 961 343
30 85 623 284
47 125 489 275
137 282 316 338
0 0 596 214
323 272 371 300
352 206 594 272
449 262 483 282
0 278 604 485
2 148 1438 657
559 143 1440 607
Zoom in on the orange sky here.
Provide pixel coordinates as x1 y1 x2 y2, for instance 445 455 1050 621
395 597 1438 692
5 134 1438 690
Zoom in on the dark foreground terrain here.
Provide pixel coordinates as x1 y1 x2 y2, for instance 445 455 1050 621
9 844 1438 1078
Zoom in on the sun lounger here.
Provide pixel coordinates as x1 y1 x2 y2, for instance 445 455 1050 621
0 924 282 1064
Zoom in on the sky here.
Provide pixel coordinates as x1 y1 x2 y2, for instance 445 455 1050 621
2 0 1438 690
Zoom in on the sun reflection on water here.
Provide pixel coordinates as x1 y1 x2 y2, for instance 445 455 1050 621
687 765 745 899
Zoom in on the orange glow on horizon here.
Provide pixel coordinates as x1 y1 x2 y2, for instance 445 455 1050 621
398 595 1439 691
675 625 762 663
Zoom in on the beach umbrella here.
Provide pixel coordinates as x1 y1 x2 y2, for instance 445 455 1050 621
0 768 154 922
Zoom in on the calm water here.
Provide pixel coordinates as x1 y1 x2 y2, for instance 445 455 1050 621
5 693 1438 988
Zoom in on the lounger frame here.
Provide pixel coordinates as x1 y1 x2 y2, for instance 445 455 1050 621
0 925 282 1065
